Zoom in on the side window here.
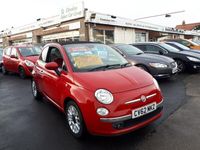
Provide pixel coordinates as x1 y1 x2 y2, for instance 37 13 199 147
135 45 147 51
5 48 12 56
40 47 49 62
11 48 18 57
47 47 67 71
145 45 162 53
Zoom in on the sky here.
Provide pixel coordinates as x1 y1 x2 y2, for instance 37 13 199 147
0 0 199 30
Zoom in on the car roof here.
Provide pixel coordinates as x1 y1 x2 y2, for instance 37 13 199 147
109 43 128 46
133 42 161 45
7 45 38 48
57 41 102 46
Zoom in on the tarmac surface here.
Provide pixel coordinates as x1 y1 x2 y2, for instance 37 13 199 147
0 73 200 150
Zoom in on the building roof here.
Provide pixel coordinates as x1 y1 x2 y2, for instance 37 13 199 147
176 22 200 30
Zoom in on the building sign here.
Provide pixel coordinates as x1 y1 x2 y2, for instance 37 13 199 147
60 1 84 22
38 16 60 28
86 11 200 36
0 2 84 37
164 27 184 34
86 11 164 32
41 31 80 41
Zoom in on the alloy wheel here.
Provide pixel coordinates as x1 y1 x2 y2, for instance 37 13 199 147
176 60 185 73
32 80 37 97
19 67 26 79
2 65 7 75
67 105 81 134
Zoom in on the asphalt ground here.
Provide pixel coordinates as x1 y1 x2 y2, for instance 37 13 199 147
0 72 199 150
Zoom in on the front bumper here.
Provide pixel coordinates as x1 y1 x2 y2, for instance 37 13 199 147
100 100 163 123
151 67 178 78
82 84 163 136
151 61 178 78
187 62 200 71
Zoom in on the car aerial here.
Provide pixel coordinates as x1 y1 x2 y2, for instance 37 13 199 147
31 42 163 138
110 44 177 79
0 48 3 70
2 45 42 78
164 38 200 50
165 41 200 54
133 42 200 73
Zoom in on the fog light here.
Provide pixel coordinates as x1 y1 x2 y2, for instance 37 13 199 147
97 108 109 116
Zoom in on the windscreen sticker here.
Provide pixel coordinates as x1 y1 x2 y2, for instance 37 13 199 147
73 55 103 68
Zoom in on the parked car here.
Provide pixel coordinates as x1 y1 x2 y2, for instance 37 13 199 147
110 44 177 78
164 39 200 50
133 42 200 73
192 40 200 45
2 45 42 78
165 41 200 54
0 48 3 70
31 42 163 138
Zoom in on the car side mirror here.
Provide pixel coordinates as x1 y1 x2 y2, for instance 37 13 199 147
45 62 60 76
10 55 17 59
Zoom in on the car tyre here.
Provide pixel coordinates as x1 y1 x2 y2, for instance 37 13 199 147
175 60 185 73
65 101 86 139
2 65 8 75
31 79 42 100
18 66 26 79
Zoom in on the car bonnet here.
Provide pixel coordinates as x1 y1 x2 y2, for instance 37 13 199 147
72 66 154 93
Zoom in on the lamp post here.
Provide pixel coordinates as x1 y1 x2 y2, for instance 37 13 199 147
134 10 185 21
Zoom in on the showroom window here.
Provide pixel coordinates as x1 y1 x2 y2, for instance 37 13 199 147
135 32 147 42
93 29 114 44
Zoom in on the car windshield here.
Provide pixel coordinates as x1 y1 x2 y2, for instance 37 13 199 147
193 40 200 45
160 43 180 52
64 44 129 72
179 40 199 47
19 46 42 57
115 44 144 55
172 42 190 50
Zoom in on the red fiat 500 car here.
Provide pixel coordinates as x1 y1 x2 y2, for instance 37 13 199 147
2 45 42 78
31 42 163 138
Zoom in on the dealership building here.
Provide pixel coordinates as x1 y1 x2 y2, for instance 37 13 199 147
0 2 200 47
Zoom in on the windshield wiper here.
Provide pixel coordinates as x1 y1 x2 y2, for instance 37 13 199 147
136 53 143 55
120 62 132 68
26 54 39 57
89 64 121 71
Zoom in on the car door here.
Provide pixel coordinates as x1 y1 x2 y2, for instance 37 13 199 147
34 46 49 92
9 47 20 73
3 47 12 71
145 45 164 55
42 46 68 107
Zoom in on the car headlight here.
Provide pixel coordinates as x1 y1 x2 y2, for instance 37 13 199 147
24 60 34 67
149 63 168 68
95 89 113 104
187 56 200 62
153 78 160 91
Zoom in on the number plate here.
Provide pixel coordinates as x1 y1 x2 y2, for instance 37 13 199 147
132 102 157 119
